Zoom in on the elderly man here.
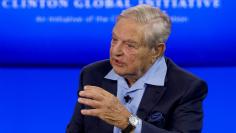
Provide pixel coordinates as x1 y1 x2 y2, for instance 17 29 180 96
66 4 208 133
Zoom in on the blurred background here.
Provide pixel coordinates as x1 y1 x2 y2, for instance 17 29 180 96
0 0 235 132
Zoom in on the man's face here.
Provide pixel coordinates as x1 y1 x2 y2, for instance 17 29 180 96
110 18 154 80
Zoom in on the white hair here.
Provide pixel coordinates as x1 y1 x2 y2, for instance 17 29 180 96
117 4 172 48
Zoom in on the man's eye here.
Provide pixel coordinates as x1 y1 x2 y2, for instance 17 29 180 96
112 38 118 42
126 43 135 48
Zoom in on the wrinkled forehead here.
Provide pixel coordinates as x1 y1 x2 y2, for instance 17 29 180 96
112 18 144 43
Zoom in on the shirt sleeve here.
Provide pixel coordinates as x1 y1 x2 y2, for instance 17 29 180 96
134 119 142 133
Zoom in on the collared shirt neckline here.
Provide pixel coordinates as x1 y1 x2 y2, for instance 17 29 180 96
104 56 167 88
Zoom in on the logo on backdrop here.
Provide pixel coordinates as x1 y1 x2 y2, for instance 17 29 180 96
0 0 221 23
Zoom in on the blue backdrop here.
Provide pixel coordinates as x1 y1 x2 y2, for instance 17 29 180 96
0 0 235 66
0 0 236 133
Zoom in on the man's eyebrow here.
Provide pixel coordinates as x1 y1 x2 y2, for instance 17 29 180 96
112 32 138 44
112 32 117 37
124 39 138 44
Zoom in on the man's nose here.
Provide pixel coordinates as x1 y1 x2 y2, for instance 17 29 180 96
113 42 124 57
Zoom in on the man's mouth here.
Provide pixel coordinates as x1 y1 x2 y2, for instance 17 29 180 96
113 59 125 67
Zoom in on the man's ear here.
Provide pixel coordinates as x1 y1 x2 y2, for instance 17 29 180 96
153 43 166 58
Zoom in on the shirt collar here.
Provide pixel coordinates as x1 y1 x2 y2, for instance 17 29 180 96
105 56 167 86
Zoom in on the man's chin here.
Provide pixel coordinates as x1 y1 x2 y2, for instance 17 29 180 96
112 67 126 76
113 68 122 73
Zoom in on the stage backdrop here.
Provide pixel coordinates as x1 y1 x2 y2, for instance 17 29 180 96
0 0 235 67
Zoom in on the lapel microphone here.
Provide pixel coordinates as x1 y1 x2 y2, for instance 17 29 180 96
124 95 132 103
